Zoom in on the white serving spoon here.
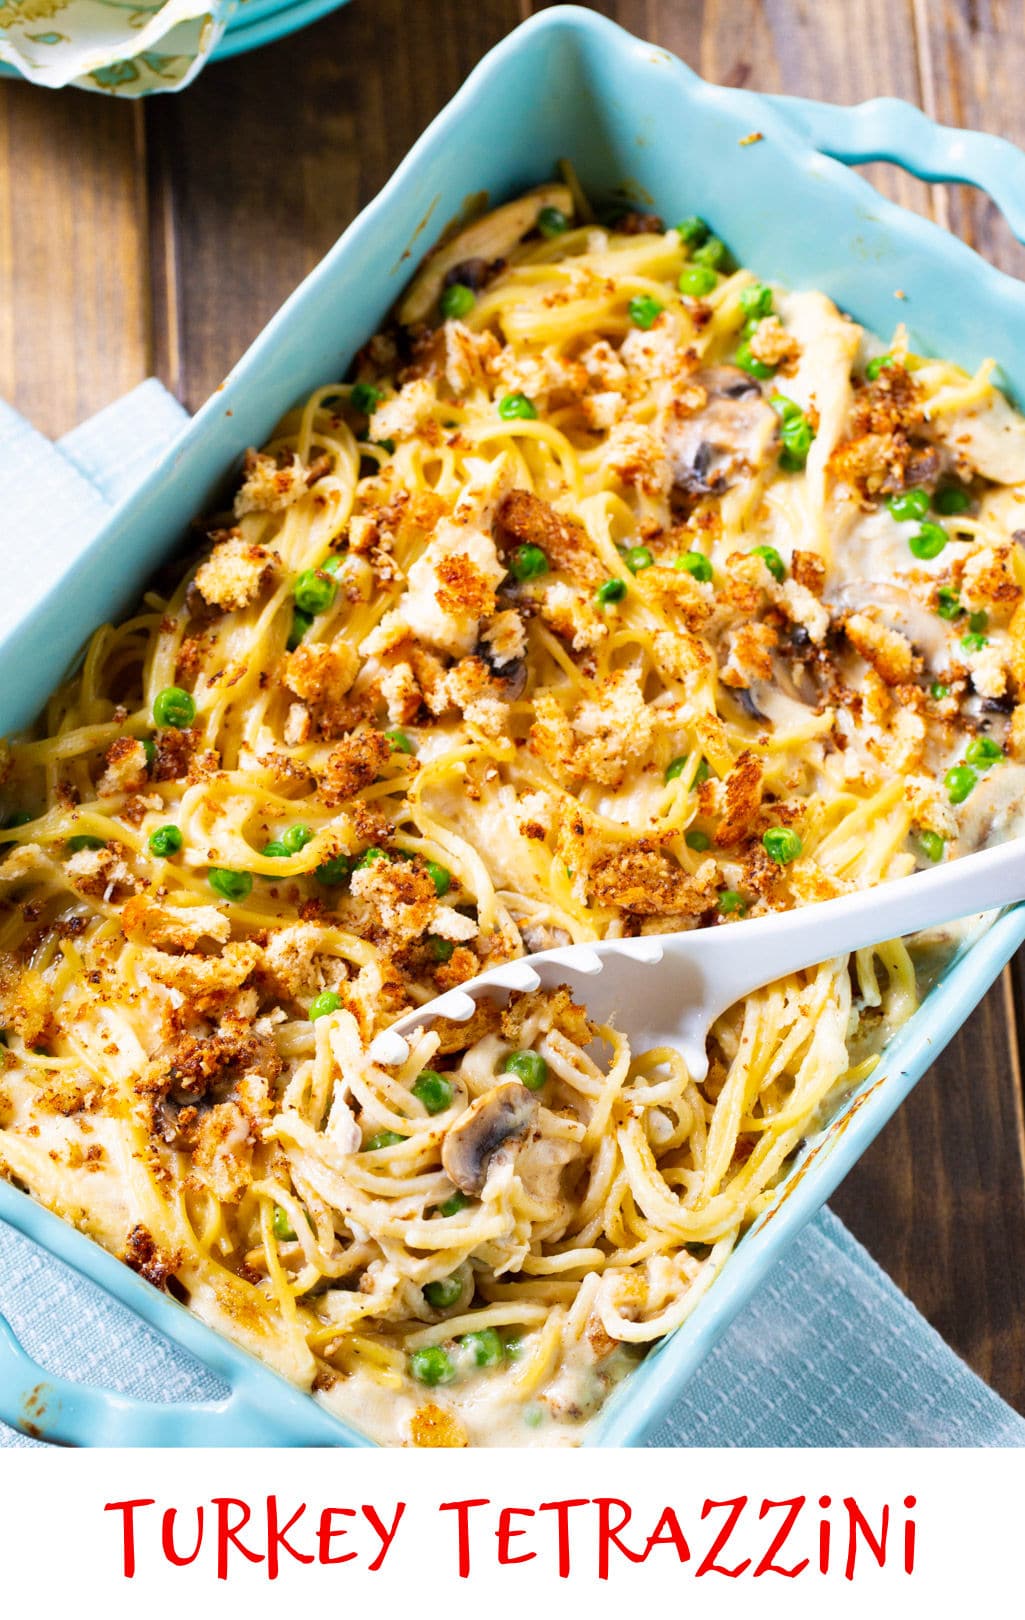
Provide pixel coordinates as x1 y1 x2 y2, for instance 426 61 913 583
370 838 1025 1081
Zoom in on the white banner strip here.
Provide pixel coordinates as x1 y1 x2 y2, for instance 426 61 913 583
0 1447 1017 1615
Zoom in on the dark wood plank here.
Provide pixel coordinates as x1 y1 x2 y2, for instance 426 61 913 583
143 0 525 411
0 85 149 436
833 970 1025 1410
913 0 1025 280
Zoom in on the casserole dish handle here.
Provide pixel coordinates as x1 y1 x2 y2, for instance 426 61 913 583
0 1310 332 1447
767 93 1025 245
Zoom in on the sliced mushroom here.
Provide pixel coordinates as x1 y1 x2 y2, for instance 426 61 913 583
475 635 528 698
880 442 942 496
520 922 573 953
665 366 779 496
699 364 765 401
442 257 493 293
828 581 951 671
731 685 768 724
609 210 665 235
441 1079 538 1196
398 185 574 326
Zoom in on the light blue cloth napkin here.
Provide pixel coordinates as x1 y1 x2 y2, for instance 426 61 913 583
1 383 1023 1449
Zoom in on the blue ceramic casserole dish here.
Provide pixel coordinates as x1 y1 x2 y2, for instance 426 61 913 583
3 4 1025 1448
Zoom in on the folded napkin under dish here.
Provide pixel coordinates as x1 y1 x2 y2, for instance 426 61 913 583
0 0 349 95
0 380 1022 1448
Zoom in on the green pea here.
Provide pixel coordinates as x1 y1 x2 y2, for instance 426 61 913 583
762 826 802 865
504 1332 526 1360
153 686 195 729
355 846 387 868
675 216 709 248
945 764 977 805
412 1069 454 1115
293 568 338 617
322 554 343 574
373 438 396 456
960 631 988 653
272 1206 297 1242
440 283 475 320
751 544 786 582
437 1190 469 1217
498 392 538 421
148 824 183 859
537 205 570 238
770 393 803 426
965 735 1004 769
67 834 105 852
685 828 711 851
385 729 415 755
315 853 351 886
771 395 815 471
409 1345 456 1386
461 1328 504 1368
740 282 773 319
596 578 627 606
936 587 962 621
627 294 663 330
364 1130 406 1151
780 422 814 472
425 860 451 897
678 265 718 298
675 550 713 583
865 353 894 381
933 484 971 516
909 522 947 561
309 990 342 1021
718 889 747 915
349 381 381 414
207 867 253 903
423 1275 462 1310
624 545 654 573
287 609 312 650
918 830 945 864
930 682 951 702
262 840 290 858
427 935 455 962
509 544 549 581
666 755 709 786
734 340 775 380
968 610 989 635
886 489 930 523
142 738 157 771
277 824 311 855
502 1049 548 1091
692 235 728 270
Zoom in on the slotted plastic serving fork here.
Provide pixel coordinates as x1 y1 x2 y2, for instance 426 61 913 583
370 839 1025 1080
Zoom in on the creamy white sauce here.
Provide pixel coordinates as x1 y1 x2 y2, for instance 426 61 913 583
316 1341 639 1447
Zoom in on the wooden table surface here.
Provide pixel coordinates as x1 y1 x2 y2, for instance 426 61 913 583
2 0 1024 1415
